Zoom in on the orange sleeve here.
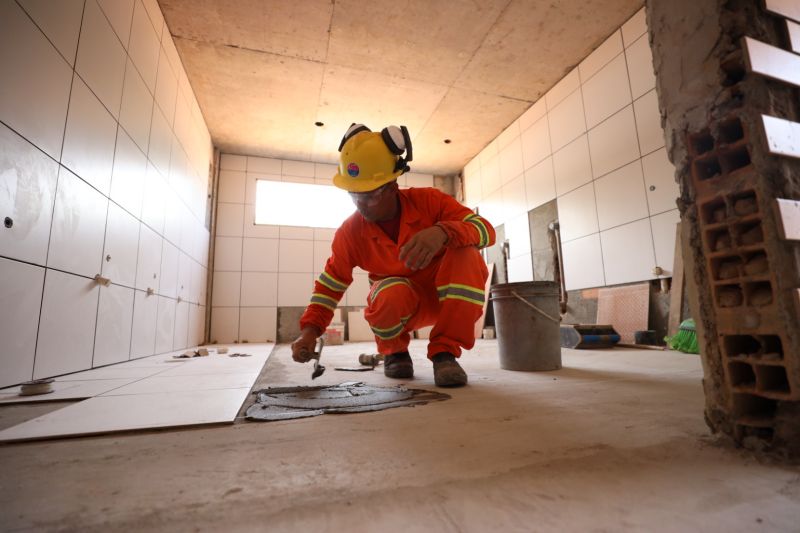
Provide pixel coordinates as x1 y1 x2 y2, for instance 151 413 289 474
299 226 356 334
427 189 496 249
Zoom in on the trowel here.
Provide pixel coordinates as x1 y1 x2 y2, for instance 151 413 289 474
309 337 325 380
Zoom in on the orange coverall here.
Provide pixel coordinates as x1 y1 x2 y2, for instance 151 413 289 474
299 187 496 358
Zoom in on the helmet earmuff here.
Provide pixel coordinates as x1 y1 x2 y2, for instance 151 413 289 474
337 123 372 152
381 125 413 174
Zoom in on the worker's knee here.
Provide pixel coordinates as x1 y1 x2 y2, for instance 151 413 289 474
366 277 416 309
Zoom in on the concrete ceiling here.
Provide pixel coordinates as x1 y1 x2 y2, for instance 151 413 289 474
160 0 643 176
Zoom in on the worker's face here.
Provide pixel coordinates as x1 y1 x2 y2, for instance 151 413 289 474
350 181 399 222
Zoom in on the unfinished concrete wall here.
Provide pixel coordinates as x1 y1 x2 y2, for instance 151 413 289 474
648 0 800 455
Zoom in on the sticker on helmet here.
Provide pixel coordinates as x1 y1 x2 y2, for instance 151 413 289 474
347 163 359 177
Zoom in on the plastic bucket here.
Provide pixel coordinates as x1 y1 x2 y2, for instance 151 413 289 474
489 281 561 371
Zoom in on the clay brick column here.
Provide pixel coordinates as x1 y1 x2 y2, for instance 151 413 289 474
647 0 800 455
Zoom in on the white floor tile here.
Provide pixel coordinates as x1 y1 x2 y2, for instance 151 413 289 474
0 123 59 266
0 378 133 404
93 284 135 367
0 1 73 159
0 388 250 442
60 363 167 381
0 258 44 387
102 373 257 396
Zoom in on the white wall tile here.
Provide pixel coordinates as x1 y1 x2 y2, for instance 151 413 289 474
347 310 372 341
508 253 533 283
135 224 162 291
75 0 127 118
239 307 277 343
553 134 592 196
579 30 623 83
243 205 280 238
93 284 134 366
119 58 154 153
34 270 99 378
220 153 246 171
464 167 482 206
642 147 679 215
588 105 640 178
278 239 314 272
519 98 547 132
102 201 140 287
214 236 243 272
210 307 239 343
155 295 176 353
176 251 193 301
557 182 598 242
521 116 551 170
218 170 246 203
633 89 664 154
548 89 586 151
0 124 59 266
242 238 279 272
505 212 531 257
582 54 632 129
313 240 333 274
216 203 244 237
148 106 172 178
241 272 278 307
480 155 501 196
545 69 580 110
154 47 177 123
0 258 44 387
622 8 647 47
650 209 680 276
97 0 135 46
279 226 315 240
345 273 370 307
626 34 656 99
600 218 656 285
497 120 520 150
188 303 205 346
159 240 179 298
501 174 527 220
212 271 241 307
478 139 497 166
140 162 166 233
314 228 336 241
173 300 189 350
283 160 315 178
314 162 338 180
594 161 649 230
0 1 73 159
110 127 146 218
61 76 117 194
130 289 158 357
479 189 505 227
498 138 524 185
141 0 165 39
48 167 108 278
191 261 207 304
127 0 160 91
562 233 605 290
162 187 182 245
18 0 84 66
405 173 434 188
524 157 556 210
278 272 313 306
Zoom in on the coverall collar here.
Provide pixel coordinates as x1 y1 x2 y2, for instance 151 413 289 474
362 189 421 246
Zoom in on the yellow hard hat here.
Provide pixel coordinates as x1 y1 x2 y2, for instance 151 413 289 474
332 124 413 193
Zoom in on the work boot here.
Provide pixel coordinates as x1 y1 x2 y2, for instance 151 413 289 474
384 351 413 379
431 352 468 387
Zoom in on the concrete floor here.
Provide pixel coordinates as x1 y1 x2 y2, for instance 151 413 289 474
1 340 798 532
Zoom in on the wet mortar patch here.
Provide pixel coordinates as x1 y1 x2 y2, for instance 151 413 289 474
245 381 450 421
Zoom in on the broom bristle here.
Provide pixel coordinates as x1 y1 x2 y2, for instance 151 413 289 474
666 319 700 353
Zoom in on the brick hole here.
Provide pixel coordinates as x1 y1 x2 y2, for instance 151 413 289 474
735 220 763 246
707 228 733 252
716 284 744 307
718 117 745 143
711 255 742 281
728 361 756 388
692 155 723 181
721 51 746 86
730 191 758 217
742 251 768 277
745 281 772 307
732 393 777 419
688 129 714 155
701 197 727 225
755 365 790 394
723 334 760 358
719 145 751 174
758 335 783 360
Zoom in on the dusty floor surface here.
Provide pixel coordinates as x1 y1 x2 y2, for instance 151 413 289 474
1 340 799 532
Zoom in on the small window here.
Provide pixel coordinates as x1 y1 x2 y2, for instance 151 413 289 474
254 180 354 229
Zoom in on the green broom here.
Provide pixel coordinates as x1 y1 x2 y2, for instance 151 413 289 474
666 318 700 354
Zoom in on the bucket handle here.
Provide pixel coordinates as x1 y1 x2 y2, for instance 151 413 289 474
510 290 561 324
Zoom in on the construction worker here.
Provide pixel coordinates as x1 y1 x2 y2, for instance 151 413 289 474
291 124 495 387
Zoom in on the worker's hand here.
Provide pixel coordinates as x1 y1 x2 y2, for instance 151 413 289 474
399 225 448 270
291 327 320 363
